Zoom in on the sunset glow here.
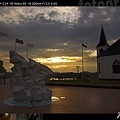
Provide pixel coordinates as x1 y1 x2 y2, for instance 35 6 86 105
0 7 119 73
47 57 70 63
34 56 81 63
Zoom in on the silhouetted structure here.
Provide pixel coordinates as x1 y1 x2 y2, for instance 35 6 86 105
76 66 80 73
50 72 90 80
96 26 120 80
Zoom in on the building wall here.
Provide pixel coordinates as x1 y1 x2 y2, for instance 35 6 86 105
97 46 109 56
98 55 120 80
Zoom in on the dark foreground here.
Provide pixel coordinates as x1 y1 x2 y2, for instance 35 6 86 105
0 84 120 113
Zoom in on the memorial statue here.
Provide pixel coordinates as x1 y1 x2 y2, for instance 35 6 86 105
5 50 53 106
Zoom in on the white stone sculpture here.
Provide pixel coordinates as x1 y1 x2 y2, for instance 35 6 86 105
6 50 53 106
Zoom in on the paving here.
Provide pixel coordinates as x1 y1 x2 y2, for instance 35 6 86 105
0 84 120 113
47 82 120 89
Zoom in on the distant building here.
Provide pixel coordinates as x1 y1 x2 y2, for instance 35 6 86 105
96 27 120 80
0 60 6 73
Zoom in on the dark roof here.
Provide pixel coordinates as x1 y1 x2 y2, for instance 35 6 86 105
96 27 109 47
98 39 120 57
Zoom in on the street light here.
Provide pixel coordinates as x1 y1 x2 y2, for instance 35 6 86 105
76 66 80 73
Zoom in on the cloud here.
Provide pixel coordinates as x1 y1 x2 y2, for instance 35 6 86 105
0 7 81 26
0 7 120 72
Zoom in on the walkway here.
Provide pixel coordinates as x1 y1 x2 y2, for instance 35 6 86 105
0 84 120 113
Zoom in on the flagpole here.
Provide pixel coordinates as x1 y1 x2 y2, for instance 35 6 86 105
82 43 83 72
27 42 28 58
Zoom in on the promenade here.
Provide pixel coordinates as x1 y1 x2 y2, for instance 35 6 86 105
0 84 120 113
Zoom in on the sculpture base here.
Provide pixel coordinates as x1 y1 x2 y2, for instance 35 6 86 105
3 97 59 107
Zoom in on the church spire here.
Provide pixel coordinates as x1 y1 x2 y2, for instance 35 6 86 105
96 26 109 47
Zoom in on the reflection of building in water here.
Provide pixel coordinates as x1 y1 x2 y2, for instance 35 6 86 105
0 60 6 73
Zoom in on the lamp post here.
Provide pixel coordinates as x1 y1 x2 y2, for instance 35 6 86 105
76 66 80 73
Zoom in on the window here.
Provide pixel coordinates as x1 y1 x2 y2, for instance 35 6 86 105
113 60 120 73
99 48 104 54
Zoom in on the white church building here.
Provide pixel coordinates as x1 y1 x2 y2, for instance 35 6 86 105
96 27 120 80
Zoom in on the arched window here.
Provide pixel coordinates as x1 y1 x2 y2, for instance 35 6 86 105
113 60 120 73
99 48 104 54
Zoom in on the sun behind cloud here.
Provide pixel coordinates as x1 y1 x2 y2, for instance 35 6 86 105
47 57 68 63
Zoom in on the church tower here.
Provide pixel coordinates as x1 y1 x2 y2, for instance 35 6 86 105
96 26 109 78
96 26 109 57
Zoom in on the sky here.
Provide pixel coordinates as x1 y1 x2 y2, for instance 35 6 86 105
0 7 120 73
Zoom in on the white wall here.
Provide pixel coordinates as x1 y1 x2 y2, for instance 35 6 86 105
97 46 109 56
98 55 120 80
